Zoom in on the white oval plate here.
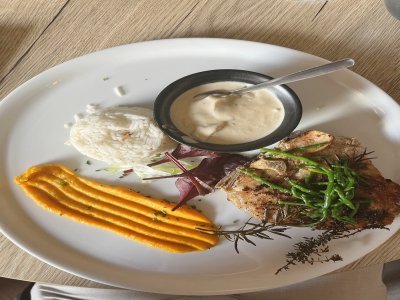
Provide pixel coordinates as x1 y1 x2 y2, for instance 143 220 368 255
0 38 400 295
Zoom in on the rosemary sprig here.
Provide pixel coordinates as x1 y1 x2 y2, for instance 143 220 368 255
199 218 388 274
198 219 291 253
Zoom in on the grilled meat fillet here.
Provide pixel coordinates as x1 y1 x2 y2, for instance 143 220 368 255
216 130 400 228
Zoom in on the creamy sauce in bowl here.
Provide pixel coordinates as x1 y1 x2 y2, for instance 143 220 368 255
170 82 285 145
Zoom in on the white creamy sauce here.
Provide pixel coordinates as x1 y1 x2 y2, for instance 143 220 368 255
170 82 285 145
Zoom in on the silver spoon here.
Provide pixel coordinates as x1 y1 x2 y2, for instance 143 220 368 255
193 58 355 100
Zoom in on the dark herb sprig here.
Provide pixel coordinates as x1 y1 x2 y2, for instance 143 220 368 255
275 223 389 274
198 219 291 253
199 218 388 274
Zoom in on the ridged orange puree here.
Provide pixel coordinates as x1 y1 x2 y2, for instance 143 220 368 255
15 164 218 253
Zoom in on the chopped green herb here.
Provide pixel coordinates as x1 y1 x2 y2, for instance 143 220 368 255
154 210 168 217
86 160 91 165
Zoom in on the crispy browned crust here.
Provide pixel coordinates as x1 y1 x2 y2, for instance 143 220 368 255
216 130 400 228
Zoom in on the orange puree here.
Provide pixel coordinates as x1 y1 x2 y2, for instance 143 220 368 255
15 164 218 253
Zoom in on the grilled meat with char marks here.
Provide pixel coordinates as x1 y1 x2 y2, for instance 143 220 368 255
216 130 400 228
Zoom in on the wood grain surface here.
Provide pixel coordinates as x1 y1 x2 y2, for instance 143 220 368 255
0 0 68 82
0 0 399 288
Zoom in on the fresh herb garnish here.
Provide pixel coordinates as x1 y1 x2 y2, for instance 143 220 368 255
275 223 388 274
154 210 168 217
199 219 291 253
275 229 344 275
200 218 388 273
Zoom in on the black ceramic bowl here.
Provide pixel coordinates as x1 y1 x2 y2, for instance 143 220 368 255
153 69 302 152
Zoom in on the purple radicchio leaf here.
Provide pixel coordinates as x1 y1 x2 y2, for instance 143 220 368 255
144 145 251 210
172 153 251 210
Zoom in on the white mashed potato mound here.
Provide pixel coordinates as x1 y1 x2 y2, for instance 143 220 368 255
69 106 176 164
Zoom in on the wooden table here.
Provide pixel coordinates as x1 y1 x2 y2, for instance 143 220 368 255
0 0 399 288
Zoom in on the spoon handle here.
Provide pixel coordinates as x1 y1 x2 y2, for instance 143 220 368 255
233 58 355 94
